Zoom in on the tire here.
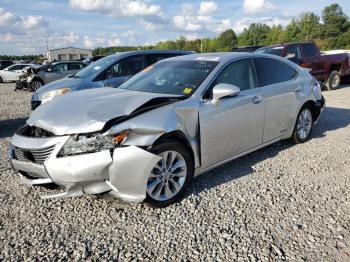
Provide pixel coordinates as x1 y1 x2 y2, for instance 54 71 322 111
30 80 43 91
0 76 3 83
145 140 194 208
325 70 340 91
291 104 314 144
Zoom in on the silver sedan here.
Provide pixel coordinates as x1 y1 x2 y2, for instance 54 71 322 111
9 53 325 207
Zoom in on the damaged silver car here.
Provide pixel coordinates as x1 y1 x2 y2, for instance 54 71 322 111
9 53 325 207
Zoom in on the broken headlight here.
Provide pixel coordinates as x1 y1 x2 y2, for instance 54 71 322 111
58 131 129 156
41 87 71 103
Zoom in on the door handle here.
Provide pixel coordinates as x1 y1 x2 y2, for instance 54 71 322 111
252 95 263 104
294 86 303 92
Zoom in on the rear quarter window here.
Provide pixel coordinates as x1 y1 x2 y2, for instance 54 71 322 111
254 57 298 86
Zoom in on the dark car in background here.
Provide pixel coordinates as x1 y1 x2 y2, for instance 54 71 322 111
232 46 264 52
256 42 350 90
31 50 194 110
0 60 13 71
16 61 86 91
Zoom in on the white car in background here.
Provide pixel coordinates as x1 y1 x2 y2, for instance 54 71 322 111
0 64 32 83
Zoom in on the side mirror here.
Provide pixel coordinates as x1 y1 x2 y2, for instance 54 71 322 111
285 53 296 59
211 83 240 106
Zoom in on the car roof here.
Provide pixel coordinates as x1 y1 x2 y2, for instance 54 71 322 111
105 49 194 60
52 61 85 65
163 52 255 63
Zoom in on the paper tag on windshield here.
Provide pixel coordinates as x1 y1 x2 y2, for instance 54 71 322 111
195 57 220 61
94 66 101 70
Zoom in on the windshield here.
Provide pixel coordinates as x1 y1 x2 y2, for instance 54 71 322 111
74 55 117 78
119 60 218 96
256 47 283 57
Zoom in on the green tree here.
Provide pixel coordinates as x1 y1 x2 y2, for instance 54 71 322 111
299 12 321 41
215 29 238 51
322 4 349 38
237 23 271 46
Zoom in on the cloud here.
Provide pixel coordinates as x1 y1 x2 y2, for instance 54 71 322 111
69 0 162 17
198 1 218 15
0 7 20 26
243 0 276 14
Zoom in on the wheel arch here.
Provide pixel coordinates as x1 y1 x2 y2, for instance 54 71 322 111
152 130 195 168
302 100 321 122
329 63 342 74
31 77 45 85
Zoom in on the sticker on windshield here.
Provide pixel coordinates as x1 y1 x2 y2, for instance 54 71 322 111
195 56 220 61
94 66 101 70
183 87 193 94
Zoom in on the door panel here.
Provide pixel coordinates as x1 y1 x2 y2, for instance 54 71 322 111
254 57 299 142
261 82 297 142
199 89 265 168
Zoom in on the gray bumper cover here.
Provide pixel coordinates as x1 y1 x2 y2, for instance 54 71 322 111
9 134 161 203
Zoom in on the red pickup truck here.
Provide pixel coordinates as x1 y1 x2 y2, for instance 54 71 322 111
256 42 350 90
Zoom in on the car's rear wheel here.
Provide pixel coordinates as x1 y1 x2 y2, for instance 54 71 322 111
291 105 314 144
31 80 43 91
326 70 340 91
146 141 193 208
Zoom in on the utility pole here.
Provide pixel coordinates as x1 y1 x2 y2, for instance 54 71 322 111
46 40 49 60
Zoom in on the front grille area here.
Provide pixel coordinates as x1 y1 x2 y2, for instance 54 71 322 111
14 145 55 165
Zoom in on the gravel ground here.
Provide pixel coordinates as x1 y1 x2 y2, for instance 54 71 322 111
0 82 350 261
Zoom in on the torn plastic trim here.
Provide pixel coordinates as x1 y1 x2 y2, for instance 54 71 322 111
107 145 161 203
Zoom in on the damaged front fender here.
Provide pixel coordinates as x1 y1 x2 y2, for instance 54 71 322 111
107 145 161 203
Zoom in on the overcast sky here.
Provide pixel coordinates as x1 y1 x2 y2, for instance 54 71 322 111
0 0 349 55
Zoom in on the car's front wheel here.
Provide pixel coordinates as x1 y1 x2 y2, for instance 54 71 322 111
291 105 314 144
146 141 193 208
31 80 43 91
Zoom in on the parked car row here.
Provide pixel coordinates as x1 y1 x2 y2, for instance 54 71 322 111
9 52 325 208
30 50 193 110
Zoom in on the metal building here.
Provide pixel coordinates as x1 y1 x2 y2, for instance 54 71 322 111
46 47 92 61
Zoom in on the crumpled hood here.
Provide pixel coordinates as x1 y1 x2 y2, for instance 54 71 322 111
27 88 180 135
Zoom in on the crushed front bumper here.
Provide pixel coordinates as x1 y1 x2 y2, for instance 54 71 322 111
15 79 29 90
9 134 160 203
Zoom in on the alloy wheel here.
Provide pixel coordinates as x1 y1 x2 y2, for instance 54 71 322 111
297 108 312 140
31 81 42 91
147 150 187 201
331 74 340 89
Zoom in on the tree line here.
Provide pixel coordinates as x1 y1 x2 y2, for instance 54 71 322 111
1 3 349 61
94 3 350 55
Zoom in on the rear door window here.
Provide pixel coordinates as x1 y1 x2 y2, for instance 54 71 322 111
303 44 317 57
254 57 297 86
146 54 171 67
68 63 84 70
51 63 68 72
8 65 21 71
